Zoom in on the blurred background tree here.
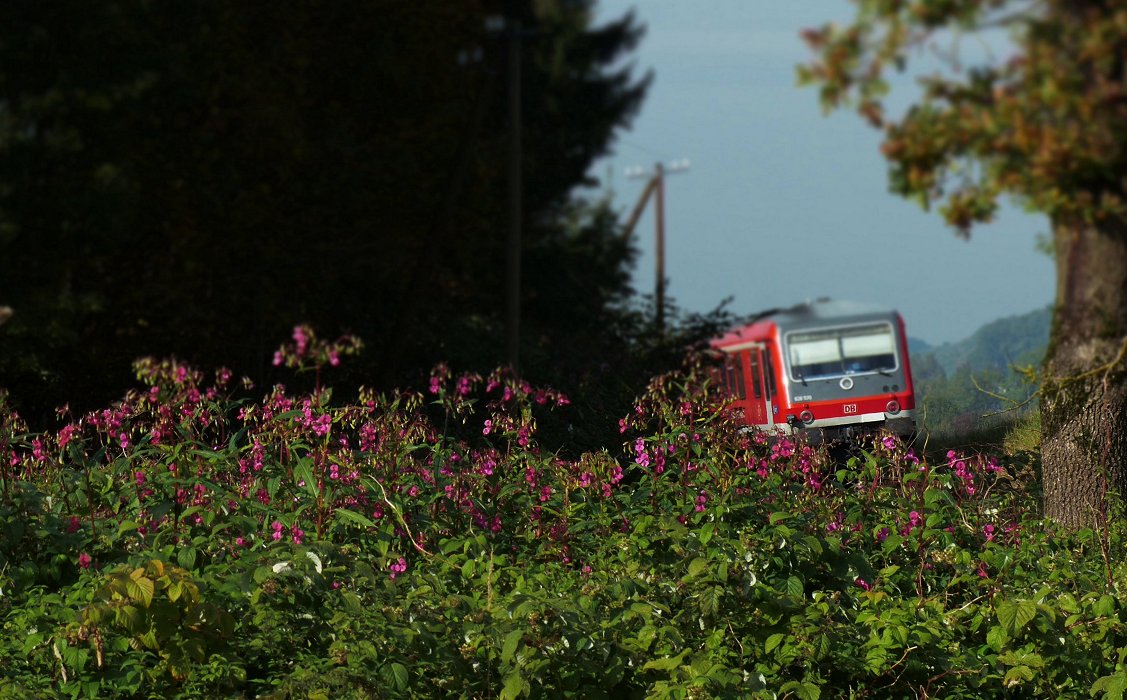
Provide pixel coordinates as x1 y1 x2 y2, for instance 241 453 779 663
0 0 731 450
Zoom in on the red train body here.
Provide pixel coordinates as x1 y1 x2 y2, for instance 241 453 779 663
709 299 916 443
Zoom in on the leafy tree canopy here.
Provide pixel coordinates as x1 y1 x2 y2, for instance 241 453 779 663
802 0 1127 527
0 0 668 435
800 0 1127 231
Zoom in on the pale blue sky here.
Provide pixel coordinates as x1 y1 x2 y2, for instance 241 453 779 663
590 2 1054 345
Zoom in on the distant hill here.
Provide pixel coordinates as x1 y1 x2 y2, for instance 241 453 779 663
908 306 1051 437
923 306 1051 376
907 336 934 355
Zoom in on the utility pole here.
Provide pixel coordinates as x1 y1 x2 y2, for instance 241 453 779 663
624 159 690 335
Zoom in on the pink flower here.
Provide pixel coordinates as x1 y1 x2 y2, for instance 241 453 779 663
854 577 871 591
983 524 996 542
389 557 408 580
881 435 897 450
58 424 77 450
695 491 708 513
78 552 92 569
292 326 309 356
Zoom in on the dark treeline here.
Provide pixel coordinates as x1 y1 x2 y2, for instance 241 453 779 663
0 0 730 449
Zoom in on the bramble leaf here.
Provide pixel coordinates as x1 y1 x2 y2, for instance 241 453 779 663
997 599 1037 636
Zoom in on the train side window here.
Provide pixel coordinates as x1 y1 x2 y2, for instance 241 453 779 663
737 358 748 400
726 356 746 400
763 353 777 400
748 352 763 399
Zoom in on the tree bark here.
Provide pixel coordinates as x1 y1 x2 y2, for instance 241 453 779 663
1040 216 1127 528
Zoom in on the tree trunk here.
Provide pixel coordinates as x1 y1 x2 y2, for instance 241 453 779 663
1040 216 1127 528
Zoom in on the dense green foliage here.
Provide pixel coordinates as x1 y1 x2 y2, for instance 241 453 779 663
2 330 1126 698
0 0 654 428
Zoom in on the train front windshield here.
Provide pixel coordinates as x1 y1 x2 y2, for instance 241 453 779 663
786 323 898 381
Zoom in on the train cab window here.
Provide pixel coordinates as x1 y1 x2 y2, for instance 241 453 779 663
786 323 897 381
748 353 763 399
841 326 896 373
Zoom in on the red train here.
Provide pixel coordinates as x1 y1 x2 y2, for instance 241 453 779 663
709 299 916 443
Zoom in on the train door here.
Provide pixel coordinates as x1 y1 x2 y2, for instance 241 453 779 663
745 346 774 428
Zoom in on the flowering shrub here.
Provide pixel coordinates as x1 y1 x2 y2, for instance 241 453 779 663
0 329 1126 698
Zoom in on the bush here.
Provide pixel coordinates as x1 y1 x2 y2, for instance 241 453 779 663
0 328 1124 698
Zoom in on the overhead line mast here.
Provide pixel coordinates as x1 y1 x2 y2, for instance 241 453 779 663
624 159 690 335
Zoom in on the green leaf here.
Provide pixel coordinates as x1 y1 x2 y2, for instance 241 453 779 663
785 575 804 599
380 662 410 692
294 462 318 496
687 557 709 578
780 680 821 700
1091 670 1127 700
1095 594 1117 617
334 508 376 529
643 650 688 672
765 633 786 654
116 520 143 537
998 651 1044 670
501 629 523 664
986 625 1009 652
701 585 722 617
865 646 888 673
1003 665 1035 686
635 624 657 650
500 670 528 700
699 522 715 546
769 511 792 525
717 560 729 581
997 599 1038 636
176 547 198 571
125 577 155 608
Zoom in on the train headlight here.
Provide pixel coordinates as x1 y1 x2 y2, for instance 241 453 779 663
799 409 814 424
886 400 901 415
